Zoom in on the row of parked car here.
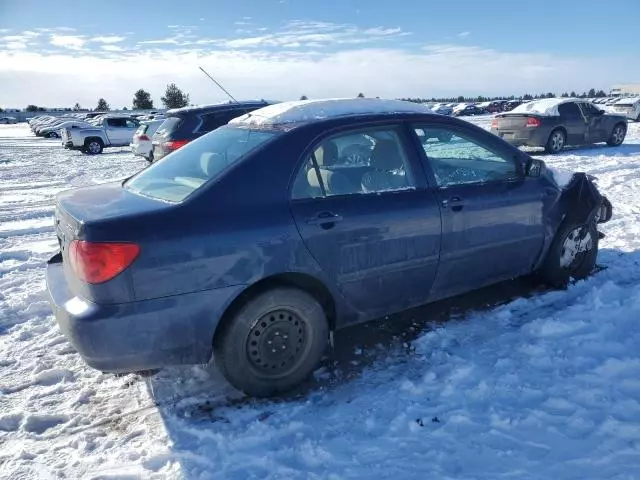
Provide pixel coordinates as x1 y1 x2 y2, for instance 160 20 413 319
26 94 638 163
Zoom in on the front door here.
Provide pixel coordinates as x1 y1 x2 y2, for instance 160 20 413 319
411 124 546 301
578 102 608 143
290 126 442 319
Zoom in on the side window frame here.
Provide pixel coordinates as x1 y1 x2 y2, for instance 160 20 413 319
408 122 525 189
289 122 426 201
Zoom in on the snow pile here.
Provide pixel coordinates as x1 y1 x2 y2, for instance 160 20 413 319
1 122 640 478
230 98 432 126
510 98 577 116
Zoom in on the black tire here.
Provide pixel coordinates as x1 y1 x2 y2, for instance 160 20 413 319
539 221 598 287
545 128 566 154
606 123 626 146
46 132 59 138
214 287 329 397
84 138 104 155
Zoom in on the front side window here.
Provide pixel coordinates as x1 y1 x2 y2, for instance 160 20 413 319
414 127 519 187
291 128 416 199
125 119 139 128
126 126 278 202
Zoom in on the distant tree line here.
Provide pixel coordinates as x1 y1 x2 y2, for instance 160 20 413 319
15 86 613 113
18 83 191 113
400 88 609 104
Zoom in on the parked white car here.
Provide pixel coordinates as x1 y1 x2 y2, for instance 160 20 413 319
0 116 18 124
62 116 140 154
431 104 453 115
129 119 164 162
612 97 640 122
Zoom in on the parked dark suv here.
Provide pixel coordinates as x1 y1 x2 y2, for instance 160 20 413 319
151 100 275 161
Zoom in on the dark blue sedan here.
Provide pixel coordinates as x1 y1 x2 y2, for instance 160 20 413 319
46 99 613 397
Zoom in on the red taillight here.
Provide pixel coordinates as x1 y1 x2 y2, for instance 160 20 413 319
526 117 541 128
138 134 150 141
491 119 498 129
163 139 190 151
69 240 140 284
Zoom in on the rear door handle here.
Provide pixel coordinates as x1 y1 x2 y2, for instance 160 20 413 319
441 197 464 212
307 212 343 228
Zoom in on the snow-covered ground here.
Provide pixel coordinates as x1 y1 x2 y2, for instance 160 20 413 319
1 119 640 479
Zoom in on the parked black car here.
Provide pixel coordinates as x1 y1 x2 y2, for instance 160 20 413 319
491 99 627 154
151 100 275 161
453 105 487 117
503 100 523 112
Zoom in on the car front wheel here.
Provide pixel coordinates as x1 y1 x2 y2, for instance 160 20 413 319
214 287 329 397
607 123 626 146
539 222 598 287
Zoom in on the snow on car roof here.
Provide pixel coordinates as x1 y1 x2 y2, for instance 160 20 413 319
614 97 640 105
510 98 578 116
229 98 433 126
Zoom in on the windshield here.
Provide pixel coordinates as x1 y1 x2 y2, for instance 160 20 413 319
125 126 278 202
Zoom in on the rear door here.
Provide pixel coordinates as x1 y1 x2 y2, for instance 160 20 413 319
290 125 442 319
411 123 545 300
557 102 588 145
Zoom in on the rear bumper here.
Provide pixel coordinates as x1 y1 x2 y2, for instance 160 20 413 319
64 141 83 151
492 127 550 147
46 253 245 373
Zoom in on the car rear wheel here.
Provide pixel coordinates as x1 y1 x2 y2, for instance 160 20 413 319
46 132 59 138
539 222 598 287
214 287 329 397
607 123 626 146
83 139 104 155
545 129 566 154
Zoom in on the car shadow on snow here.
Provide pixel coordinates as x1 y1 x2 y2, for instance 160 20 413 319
139 246 639 477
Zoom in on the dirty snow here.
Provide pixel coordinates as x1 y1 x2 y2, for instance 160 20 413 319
1 119 640 479
230 98 432 126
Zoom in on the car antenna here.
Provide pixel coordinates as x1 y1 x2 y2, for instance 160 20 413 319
198 66 239 104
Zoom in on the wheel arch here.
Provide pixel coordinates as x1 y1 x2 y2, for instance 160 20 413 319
84 136 104 146
213 272 337 344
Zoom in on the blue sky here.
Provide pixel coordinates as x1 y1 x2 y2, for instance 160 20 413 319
1 0 639 108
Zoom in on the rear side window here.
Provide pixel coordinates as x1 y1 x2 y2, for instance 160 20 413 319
197 109 247 133
155 117 182 136
125 126 278 202
558 103 582 120
106 118 128 128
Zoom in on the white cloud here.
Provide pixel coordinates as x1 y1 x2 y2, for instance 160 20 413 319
458 31 471 38
91 36 126 44
50 34 85 50
1 43 638 109
101 45 124 52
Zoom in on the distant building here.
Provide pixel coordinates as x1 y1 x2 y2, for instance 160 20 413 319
610 84 640 96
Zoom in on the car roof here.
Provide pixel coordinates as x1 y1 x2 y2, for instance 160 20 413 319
228 98 436 129
166 100 274 116
510 97 582 115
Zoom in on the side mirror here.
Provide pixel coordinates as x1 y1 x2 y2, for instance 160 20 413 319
526 158 544 177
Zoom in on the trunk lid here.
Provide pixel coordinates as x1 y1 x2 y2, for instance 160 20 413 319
494 114 541 130
54 182 174 304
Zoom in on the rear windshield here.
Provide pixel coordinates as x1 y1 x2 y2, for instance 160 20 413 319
154 117 182 136
136 125 148 135
125 126 278 203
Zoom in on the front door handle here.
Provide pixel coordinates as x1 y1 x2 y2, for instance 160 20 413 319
441 197 464 212
307 212 343 229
